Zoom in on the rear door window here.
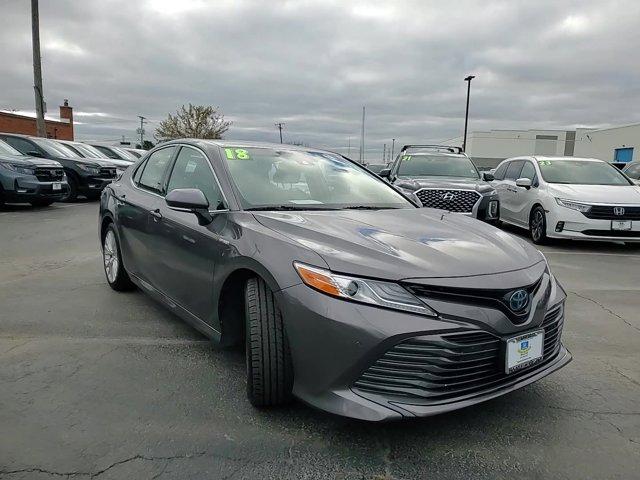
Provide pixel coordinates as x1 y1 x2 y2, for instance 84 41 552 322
137 147 175 194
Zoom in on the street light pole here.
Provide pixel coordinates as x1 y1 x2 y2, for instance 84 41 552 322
390 138 395 162
463 75 475 153
275 122 285 143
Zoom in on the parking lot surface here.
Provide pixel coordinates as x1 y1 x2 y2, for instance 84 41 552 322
1 202 639 480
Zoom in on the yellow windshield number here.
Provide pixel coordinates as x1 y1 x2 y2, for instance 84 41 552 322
225 148 251 160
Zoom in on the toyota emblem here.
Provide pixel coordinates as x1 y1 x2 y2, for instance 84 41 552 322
442 192 456 201
613 207 625 216
508 289 529 312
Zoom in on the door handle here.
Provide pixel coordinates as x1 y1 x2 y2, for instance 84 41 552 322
150 209 163 221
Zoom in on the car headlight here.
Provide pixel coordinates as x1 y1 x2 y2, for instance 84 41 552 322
0 162 35 175
294 262 437 316
555 198 591 212
77 164 101 174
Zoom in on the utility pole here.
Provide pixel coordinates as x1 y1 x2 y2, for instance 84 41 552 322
463 75 475 153
382 143 386 162
137 116 146 148
31 0 46 137
347 137 351 157
390 138 395 163
359 106 365 163
275 122 285 143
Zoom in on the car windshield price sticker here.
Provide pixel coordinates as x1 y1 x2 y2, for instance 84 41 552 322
224 148 251 160
506 330 544 373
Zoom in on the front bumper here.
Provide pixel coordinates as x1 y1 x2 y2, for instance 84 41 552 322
546 206 640 242
2 176 69 202
78 175 114 193
276 272 570 421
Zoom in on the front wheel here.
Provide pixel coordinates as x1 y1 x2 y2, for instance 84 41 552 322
245 277 294 407
102 225 135 291
530 206 548 245
30 199 54 207
60 175 78 202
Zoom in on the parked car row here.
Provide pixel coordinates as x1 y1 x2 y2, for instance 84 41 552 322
366 144 640 244
0 133 143 206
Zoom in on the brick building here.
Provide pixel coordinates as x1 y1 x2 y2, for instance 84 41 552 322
0 100 74 140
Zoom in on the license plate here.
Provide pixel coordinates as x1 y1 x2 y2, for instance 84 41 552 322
52 182 62 191
611 220 632 231
505 330 544 374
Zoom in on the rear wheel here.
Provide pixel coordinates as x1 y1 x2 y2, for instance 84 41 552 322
102 225 135 291
245 277 293 407
530 205 548 245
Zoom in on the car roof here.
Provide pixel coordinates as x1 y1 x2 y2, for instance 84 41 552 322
500 155 606 164
160 138 335 154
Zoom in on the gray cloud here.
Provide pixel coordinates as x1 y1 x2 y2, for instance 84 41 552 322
1 0 639 160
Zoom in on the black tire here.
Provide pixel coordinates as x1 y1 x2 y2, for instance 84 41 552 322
530 205 548 245
60 175 78 202
102 224 135 291
86 191 101 201
245 277 293 407
30 199 54 207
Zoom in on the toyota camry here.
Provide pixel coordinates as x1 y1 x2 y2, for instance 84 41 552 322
99 140 571 421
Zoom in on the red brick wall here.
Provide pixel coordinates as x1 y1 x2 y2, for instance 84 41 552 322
0 104 74 140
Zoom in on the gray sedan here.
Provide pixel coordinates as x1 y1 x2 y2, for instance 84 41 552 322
99 139 571 421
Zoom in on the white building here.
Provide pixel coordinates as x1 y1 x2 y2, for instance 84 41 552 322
449 123 639 169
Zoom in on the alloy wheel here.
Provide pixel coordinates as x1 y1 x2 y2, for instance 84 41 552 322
103 230 119 284
531 210 544 242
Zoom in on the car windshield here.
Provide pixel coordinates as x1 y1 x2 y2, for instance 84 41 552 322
537 160 632 185
32 138 81 158
111 146 137 161
0 139 23 156
73 143 108 158
398 153 479 178
222 146 412 210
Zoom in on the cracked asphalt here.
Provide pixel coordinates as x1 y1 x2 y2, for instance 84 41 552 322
1 202 639 479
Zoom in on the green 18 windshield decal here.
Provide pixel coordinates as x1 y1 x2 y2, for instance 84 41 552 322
224 148 251 160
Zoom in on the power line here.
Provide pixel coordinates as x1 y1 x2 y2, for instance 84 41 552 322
275 122 285 143
137 116 147 147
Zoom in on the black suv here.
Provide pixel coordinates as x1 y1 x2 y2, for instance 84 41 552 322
0 139 68 207
0 134 118 201
380 145 499 222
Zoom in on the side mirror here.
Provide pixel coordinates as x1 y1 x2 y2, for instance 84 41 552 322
482 172 495 181
378 168 391 179
515 177 532 189
165 188 213 225
26 150 44 157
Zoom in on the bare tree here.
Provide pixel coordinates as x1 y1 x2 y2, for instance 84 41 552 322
155 104 231 141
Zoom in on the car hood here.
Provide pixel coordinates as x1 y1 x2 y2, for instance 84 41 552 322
0 153 61 167
254 208 543 281
395 176 494 193
81 156 131 169
547 183 640 204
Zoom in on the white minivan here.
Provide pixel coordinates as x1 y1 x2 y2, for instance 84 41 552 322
490 156 640 244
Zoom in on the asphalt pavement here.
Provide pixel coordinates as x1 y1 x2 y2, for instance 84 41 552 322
1 202 639 479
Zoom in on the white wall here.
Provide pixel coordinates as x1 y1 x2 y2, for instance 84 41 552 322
574 124 640 162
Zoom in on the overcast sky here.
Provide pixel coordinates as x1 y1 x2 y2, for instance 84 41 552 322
1 0 639 160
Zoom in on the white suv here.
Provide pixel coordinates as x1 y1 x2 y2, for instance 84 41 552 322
490 156 640 244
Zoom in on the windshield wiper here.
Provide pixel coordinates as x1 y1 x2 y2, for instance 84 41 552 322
246 205 338 211
341 205 400 210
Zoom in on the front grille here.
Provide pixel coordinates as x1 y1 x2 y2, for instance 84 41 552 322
414 189 481 212
98 167 117 179
353 304 564 405
581 229 640 238
406 277 544 325
34 167 64 182
583 205 640 220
